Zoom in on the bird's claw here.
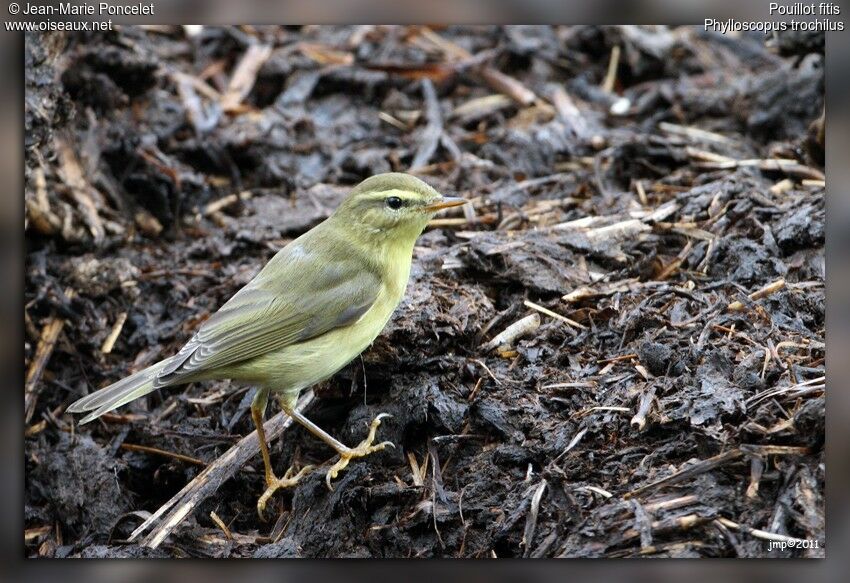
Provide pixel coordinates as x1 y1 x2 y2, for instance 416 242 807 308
256 464 314 521
325 413 394 491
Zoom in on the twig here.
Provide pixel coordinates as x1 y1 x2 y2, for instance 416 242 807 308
378 111 411 131
25 318 64 423
129 390 314 548
221 43 273 112
715 517 811 545
625 449 744 498
137 147 182 189
635 180 648 206
574 485 612 498
298 42 354 66
450 94 513 125
597 353 638 364
521 480 547 557
120 443 206 467
586 219 651 243
551 86 592 141
407 451 425 487
25 289 75 423
727 278 786 311
562 278 643 303
472 359 502 385
609 540 708 558
643 494 698 513
553 428 587 462
479 67 536 105
417 26 537 105
746 375 824 409
202 191 253 216
640 200 680 223
100 312 128 354
687 148 825 181
523 300 586 331
630 387 656 431
541 380 597 390
580 406 630 415
25 525 52 543
209 511 233 540
601 45 621 93
619 514 707 545
415 26 469 59
658 122 732 145
626 444 810 499
656 240 694 281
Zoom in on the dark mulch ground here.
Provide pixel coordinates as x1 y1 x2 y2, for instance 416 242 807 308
24 25 825 558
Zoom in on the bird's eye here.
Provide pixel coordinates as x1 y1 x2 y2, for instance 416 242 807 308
386 196 403 210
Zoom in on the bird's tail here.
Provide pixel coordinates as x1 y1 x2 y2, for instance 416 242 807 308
66 359 172 424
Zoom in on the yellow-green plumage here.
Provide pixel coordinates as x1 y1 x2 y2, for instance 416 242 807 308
67 173 464 423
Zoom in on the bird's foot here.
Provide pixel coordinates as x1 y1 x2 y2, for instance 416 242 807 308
257 464 314 520
325 413 394 490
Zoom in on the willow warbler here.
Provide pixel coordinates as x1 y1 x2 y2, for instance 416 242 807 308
67 173 466 515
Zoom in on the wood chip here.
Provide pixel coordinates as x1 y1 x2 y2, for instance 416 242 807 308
481 313 541 352
728 278 786 311
221 43 273 112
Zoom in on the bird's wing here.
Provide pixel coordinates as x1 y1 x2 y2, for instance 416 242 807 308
155 238 380 387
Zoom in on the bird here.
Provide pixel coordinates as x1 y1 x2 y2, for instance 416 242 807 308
67 173 467 517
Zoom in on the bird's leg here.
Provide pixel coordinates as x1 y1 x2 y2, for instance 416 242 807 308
251 388 313 519
250 388 275 486
280 402 394 491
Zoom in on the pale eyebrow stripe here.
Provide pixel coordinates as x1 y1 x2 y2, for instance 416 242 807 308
364 189 419 203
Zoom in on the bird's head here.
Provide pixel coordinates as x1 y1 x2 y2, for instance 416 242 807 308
332 173 466 244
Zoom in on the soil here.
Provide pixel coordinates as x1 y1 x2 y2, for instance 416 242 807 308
24 25 825 558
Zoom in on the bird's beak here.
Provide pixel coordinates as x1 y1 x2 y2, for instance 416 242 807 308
422 196 467 212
